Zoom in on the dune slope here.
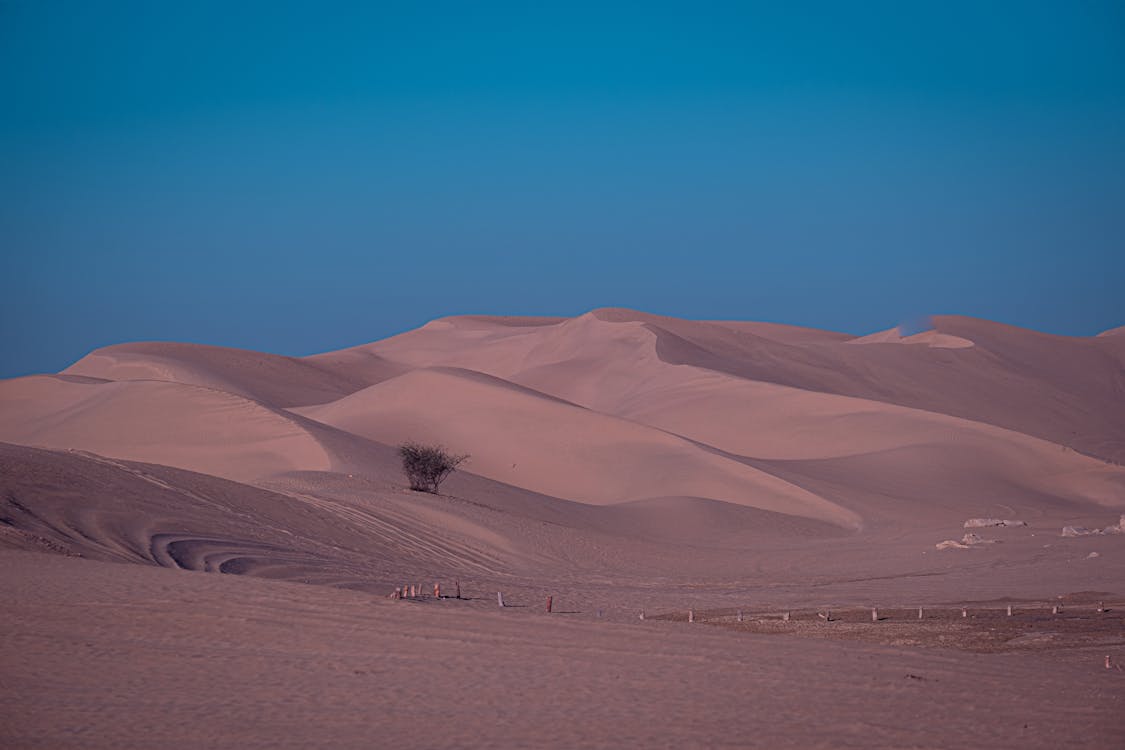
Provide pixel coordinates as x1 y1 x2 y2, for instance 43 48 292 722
354 309 1125 464
0 375 339 482
294 367 860 527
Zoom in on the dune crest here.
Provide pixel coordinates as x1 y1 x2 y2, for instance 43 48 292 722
65 341 403 408
0 375 334 482
849 327 974 348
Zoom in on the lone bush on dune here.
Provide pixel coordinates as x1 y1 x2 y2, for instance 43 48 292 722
398 442 468 494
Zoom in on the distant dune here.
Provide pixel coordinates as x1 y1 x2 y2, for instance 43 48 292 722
3 308 1123 523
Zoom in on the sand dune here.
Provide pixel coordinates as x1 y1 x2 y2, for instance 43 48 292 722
848 325 974 348
65 341 405 407
600 366 1125 516
0 375 336 482
703 319 854 344
352 308 1125 463
294 367 860 527
9 307 1122 525
0 442 529 588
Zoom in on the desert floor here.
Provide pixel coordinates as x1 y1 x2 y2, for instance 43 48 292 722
3 551 1123 749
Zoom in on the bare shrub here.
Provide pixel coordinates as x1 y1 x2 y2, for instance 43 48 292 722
398 442 468 494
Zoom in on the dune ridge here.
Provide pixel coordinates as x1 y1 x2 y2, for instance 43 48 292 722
347 309 1125 464
0 374 341 482
65 341 406 408
5 307 1123 527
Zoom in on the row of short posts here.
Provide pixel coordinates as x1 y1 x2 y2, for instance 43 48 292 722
674 601 1111 624
393 587 597 616
394 584 1112 653
395 589 1108 620
392 586 1119 671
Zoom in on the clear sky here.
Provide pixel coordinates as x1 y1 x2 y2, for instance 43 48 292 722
2 1 1123 376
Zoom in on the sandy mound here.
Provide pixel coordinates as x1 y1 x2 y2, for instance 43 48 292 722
295 367 860 527
583 495 847 545
337 309 1124 464
65 341 404 408
703 319 854 344
849 326 974 348
0 375 335 482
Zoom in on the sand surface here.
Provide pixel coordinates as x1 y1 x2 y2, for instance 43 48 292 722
2 309 1124 747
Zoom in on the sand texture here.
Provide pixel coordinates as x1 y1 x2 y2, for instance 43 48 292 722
2 309 1124 748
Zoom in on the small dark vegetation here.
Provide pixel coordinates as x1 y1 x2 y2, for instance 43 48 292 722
398 442 468 494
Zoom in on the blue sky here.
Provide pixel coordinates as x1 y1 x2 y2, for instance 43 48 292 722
2 1 1123 376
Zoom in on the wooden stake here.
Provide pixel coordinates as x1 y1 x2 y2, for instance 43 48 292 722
918 607 924 620
737 610 744 623
455 580 461 599
546 596 553 613
1007 605 1013 616
961 607 967 618
403 584 409 599
688 609 695 623
872 607 878 622
434 582 441 599
497 591 505 608
1107 655 1113 670
1052 605 1059 615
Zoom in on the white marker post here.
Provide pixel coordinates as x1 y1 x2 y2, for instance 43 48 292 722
497 591 505 608
872 608 878 622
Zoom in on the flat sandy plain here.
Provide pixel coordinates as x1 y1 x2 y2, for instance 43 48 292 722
2 309 1123 747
